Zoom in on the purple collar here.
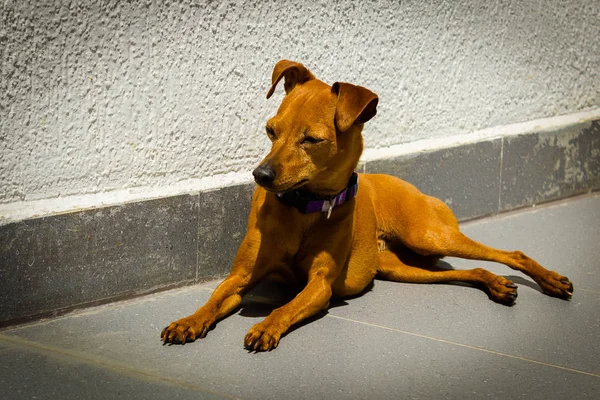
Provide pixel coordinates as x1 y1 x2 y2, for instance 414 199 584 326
276 173 359 219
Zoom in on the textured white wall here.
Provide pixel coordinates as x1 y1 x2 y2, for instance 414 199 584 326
1 0 599 204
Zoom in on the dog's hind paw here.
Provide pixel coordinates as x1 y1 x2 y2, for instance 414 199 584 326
535 271 573 300
487 276 518 306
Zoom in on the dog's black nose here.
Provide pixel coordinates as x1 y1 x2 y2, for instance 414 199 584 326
252 165 276 186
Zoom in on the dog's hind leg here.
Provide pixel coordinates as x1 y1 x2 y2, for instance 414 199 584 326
376 250 519 305
401 226 573 300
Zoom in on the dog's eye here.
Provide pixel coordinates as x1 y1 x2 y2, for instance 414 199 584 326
302 136 324 145
265 126 276 139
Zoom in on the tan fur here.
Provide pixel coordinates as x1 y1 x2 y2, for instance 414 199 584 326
161 60 573 351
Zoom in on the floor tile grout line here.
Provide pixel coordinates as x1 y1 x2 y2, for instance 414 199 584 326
326 314 600 378
578 288 600 294
0 334 241 400
0 285 219 333
498 137 504 212
195 193 201 282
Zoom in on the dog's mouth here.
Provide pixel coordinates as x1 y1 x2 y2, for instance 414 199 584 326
262 178 310 193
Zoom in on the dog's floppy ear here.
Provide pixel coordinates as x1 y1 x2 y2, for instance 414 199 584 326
332 82 378 132
266 60 316 99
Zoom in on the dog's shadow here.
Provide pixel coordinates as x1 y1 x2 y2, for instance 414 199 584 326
238 279 373 317
236 280 365 348
237 261 542 319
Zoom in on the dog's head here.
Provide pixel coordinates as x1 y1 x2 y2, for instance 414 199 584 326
252 60 378 195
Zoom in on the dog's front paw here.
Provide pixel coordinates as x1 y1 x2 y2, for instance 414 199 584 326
244 320 286 352
535 271 573 300
487 276 519 306
161 315 212 345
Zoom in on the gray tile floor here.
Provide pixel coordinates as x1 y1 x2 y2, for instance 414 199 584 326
1 193 599 400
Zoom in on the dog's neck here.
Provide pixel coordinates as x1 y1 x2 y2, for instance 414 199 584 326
277 172 359 218
302 170 356 197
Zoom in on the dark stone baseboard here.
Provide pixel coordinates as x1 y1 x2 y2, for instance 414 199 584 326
1 119 598 327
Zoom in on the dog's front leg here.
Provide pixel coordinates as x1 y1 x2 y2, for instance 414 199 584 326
161 274 248 345
244 269 332 351
243 239 346 352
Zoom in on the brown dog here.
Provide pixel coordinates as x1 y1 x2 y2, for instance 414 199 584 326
161 60 573 351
